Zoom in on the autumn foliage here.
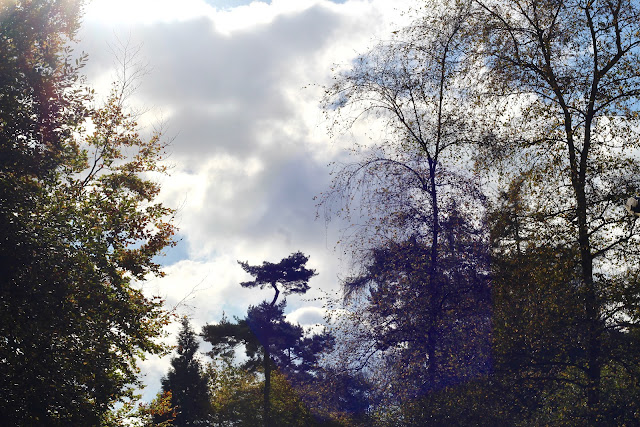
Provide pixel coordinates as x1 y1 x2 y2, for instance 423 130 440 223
5 0 640 425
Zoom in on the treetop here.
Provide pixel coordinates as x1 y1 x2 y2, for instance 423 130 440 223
238 251 317 303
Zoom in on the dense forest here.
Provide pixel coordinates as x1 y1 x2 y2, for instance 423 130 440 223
2 0 640 425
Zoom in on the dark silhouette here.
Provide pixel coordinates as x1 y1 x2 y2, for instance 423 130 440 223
204 252 331 426
156 318 211 426
239 251 317 306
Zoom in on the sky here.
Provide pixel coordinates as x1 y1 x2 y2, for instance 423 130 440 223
77 0 415 401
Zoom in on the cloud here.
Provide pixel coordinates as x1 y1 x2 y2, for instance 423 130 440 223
78 0 413 403
286 306 326 327
132 5 347 159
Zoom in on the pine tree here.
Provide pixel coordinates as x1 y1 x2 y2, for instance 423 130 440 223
203 252 332 427
157 318 211 426
238 252 317 426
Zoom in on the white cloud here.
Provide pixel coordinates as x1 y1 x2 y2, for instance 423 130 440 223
286 306 326 326
78 0 413 403
83 0 213 25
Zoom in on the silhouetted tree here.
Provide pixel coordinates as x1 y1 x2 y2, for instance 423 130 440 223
320 5 491 421
321 0 640 423
238 251 317 306
203 252 331 426
156 318 211 426
340 210 491 416
470 0 640 422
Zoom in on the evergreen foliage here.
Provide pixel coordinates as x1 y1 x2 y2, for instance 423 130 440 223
239 251 317 305
156 318 211 426
203 252 333 426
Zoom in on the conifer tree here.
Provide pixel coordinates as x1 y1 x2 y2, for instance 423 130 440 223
157 318 211 426
203 252 331 427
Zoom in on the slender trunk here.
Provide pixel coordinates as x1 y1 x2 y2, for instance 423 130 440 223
558 53 600 422
270 283 280 306
263 282 279 426
429 43 446 280
423 42 446 392
263 347 271 427
575 182 600 426
429 165 439 277
426 327 437 388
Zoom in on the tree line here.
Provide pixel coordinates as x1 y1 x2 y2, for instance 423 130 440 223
316 0 640 425
3 0 640 425
151 252 367 427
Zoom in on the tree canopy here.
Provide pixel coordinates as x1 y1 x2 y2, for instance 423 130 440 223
239 251 317 306
0 1 176 424
320 0 640 425
203 253 332 427
7 0 640 425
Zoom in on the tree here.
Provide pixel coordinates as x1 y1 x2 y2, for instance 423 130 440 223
0 0 85 180
207 355 337 427
468 0 640 423
104 391 176 427
238 251 317 306
203 252 332 427
299 368 376 426
207 355 264 426
320 0 479 258
156 318 211 426
321 0 640 422
320 2 491 421
339 215 491 418
0 1 176 423
204 303 334 426
239 251 317 426
480 178 640 425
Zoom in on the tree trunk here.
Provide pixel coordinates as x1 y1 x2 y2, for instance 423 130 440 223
263 347 271 427
575 183 601 426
